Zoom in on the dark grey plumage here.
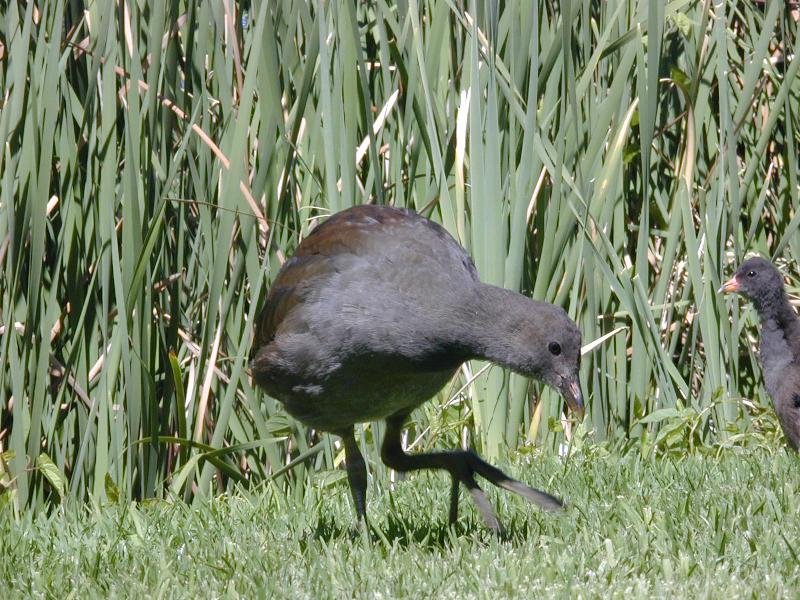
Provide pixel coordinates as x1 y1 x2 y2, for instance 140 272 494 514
251 205 584 531
720 256 800 449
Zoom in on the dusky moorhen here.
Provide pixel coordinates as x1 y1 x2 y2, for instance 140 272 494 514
720 256 800 449
251 205 584 531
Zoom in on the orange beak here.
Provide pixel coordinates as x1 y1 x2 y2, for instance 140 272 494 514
718 276 740 294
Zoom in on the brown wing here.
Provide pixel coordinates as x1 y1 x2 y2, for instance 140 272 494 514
252 205 477 352
253 253 335 348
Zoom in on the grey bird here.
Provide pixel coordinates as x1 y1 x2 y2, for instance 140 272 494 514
251 205 585 531
720 256 800 449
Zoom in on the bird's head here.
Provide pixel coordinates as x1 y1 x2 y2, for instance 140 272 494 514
522 303 584 420
718 256 785 309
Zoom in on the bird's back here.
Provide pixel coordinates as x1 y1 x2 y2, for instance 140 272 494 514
254 206 477 348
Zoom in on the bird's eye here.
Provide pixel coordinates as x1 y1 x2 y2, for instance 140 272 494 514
747 270 757 278
548 342 561 356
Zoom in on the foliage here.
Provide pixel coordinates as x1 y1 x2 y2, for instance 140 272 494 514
0 1 798 510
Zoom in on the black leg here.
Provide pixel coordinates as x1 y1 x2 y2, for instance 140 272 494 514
339 427 368 525
448 476 459 525
380 414 563 533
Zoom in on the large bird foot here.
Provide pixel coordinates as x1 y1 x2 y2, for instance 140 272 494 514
382 415 563 534
444 449 563 533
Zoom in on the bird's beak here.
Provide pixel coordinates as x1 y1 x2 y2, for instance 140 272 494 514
718 276 739 294
561 376 585 421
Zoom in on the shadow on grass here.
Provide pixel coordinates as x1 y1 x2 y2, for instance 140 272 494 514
308 512 543 550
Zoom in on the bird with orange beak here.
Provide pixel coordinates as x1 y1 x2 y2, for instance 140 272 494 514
719 256 800 449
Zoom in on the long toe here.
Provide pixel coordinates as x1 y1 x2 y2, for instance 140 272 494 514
497 479 564 511
466 482 501 533
463 451 564 511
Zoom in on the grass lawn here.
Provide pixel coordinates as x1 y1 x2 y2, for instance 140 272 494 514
2 449 799 598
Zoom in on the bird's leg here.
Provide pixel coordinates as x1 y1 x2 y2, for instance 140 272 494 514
339 428 368 527
448 477 459 525
380 414 563 533
381 414 498 530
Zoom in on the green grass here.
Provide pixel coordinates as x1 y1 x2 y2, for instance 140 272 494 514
2 449 799 598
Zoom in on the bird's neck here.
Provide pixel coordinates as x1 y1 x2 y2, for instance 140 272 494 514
459 284 541 375
754 290 800 391
752 286 795 326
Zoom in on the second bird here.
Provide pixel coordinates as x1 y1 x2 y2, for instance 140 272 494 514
250 204 585 532
720 256 800 450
